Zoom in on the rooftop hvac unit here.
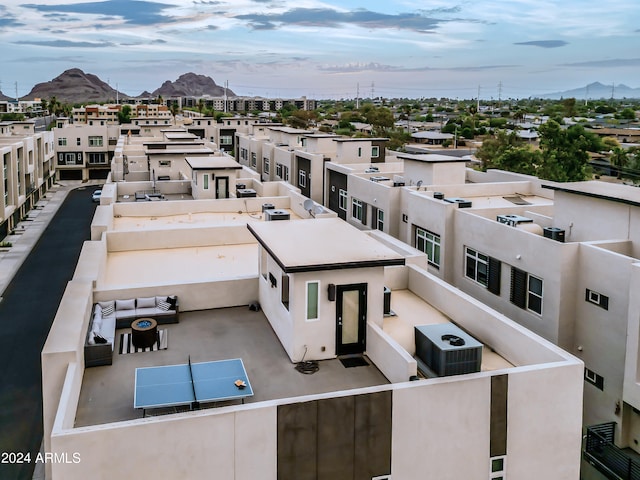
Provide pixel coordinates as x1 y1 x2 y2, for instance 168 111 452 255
262 203 275 212
236 183 246 190
497 214 533 227
543 227 566 243
264 209 290 221
236 188 257 198
444 197 472 208
370 176 391 182
433 192 445 200
414 323 483 377
365 166 379 173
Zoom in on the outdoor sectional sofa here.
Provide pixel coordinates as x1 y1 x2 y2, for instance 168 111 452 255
84 295 179 367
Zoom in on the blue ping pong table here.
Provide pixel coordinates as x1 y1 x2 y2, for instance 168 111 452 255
134 358 253 416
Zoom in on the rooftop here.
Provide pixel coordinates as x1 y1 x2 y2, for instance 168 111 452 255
76 288 513 427
543 180 640 207
185 156 242 170
248 218 405 273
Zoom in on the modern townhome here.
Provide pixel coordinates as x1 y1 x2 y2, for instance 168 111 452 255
41 162 583 478
0 120 55 239
353 167 640 480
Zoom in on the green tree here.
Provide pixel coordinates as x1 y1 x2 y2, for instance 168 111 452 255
536 121 594 181
117 105 132 124
197 98 205 116
562 98 577 118
610 147 629 179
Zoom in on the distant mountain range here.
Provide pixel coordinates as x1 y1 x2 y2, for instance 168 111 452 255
538 82 640 100
4 68 235 103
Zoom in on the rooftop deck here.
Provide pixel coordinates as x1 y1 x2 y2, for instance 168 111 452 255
76 289 513 427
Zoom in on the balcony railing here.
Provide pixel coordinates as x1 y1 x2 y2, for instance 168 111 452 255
584 422 640 480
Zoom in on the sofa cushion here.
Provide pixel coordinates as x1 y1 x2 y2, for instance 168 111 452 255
137 296 156 309
136 307 158 317
157 300 171 311
115 309 137 321
92 315 103 333
116 298 135 311
99 301 115 316
94 304 102 315
87 334 96 345
166 296 177 308
100 316 116 344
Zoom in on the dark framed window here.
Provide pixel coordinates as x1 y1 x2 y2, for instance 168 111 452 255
510 267 543 315
585 368 604 390
415 226 440 268
465 247 501 295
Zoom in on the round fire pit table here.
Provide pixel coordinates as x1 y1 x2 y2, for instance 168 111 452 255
131 318 158 349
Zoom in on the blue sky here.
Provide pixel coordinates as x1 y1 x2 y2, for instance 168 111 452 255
1 0 639 99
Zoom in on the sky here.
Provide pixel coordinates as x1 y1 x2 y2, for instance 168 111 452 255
1 0 639 100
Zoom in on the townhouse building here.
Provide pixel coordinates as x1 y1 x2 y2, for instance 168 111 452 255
54 123 119 180
40 129 583 478
0 121 55 239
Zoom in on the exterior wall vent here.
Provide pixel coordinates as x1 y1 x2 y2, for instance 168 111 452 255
414 323 483 377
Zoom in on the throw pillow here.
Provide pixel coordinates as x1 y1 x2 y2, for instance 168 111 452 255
98 301 115 315
166 296 177 308
94 334 108 344
137 296 156 308
157 300 171 311
116 298 135 310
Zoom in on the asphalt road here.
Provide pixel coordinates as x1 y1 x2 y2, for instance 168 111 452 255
0 187 96 480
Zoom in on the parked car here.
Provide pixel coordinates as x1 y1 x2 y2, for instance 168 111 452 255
92 189 102 203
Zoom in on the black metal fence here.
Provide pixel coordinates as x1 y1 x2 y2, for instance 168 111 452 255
585 422 640 480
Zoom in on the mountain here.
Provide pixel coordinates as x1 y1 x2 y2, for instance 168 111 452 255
151 72 234 98
539 82 640 100
24 68 127 103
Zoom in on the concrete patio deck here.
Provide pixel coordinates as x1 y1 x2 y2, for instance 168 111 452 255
76 306 390 427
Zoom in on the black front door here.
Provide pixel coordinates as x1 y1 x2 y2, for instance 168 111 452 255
336 284 367 355
215 176 229 199
328 170 347 220
297 156 311 198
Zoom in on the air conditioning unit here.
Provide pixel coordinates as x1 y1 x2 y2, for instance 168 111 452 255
365 166 379 173
236 183 246 190
543 227 566 243
236 188 257 198
415 323 483 377
497 214 533 227
433 192 445 200
370 176 391 182
262 203 275 212
264 209 290 221
444 197 472 208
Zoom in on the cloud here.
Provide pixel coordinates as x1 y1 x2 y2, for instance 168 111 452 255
514 40 568 48
235 8 455 33
13 39 115 48
560 58 640 68
318 62 518 74
22 0 177 26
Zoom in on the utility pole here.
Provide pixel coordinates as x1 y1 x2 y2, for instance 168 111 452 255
371 82 375 100
15 81 19 102
611 82 615 100
224 80 228 113
116 82 119 104
356 83 360 109
497 81 503 110
477 85 480 112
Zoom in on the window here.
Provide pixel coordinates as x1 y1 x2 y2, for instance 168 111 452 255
76 138 81 146
276 163 282 178
281 274 290 310
264 159 270 174
58 137 67 146
220 135 232 145
298 169 306 188
338 189 348 211
87 153 106 164
376 208 384 231
490 456 506 479
251 152 257 168
464 247 502 295
352 198 366 223
203 174 209 190
585 368 604 390
372 146 380 157
510 267 543 315
283 165 289 182
416 227 440 268
586 289 609 310
88 136 103 147
306 281 319 320
159 160 171 167
357 147 362 157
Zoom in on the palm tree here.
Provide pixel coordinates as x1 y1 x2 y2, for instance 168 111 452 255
197 98 205 117
610 147 629 179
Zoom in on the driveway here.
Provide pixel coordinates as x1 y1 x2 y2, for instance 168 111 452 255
0 186 96 480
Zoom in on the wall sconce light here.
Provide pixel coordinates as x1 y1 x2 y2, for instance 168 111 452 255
327 284 336 301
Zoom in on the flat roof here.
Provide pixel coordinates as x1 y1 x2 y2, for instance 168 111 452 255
248 218 405 273
543 181 640 208
397 152 468 163
186 156 242 170
333 137 389 142
147 148 214 155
